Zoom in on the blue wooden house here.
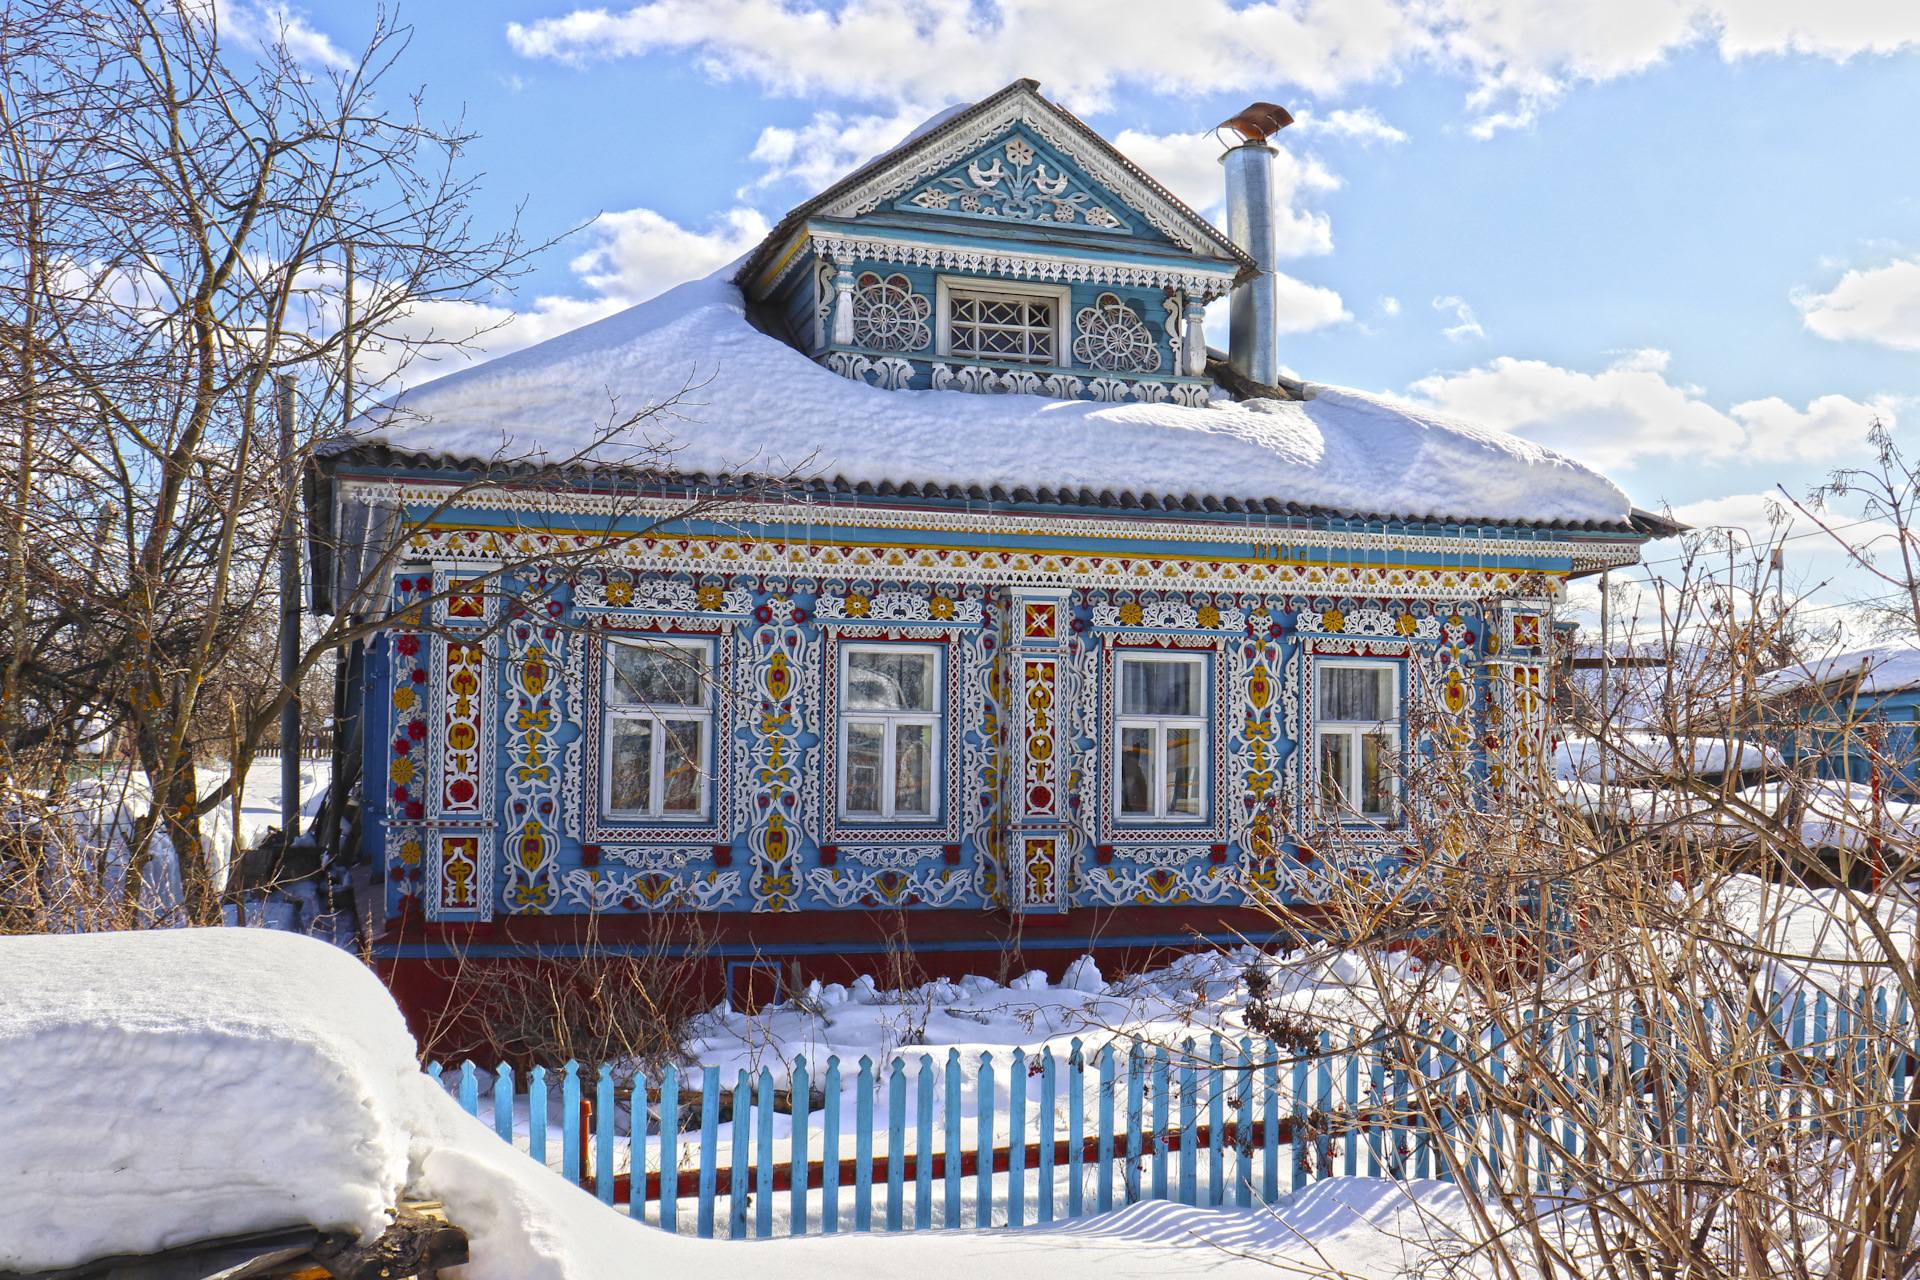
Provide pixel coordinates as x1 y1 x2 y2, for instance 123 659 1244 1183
311 81 1671 1024
1759 646 1920 801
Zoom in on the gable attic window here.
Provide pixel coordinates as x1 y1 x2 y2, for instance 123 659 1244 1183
936 279 1071 366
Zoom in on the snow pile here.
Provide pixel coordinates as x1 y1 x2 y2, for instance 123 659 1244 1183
1555 732 1780 782
0 929 420 1271
2 928 1491 1280
346 270 1632 527
1759 643 1920 698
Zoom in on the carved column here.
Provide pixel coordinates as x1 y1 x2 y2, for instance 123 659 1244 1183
831 261 857 346
1009 588 1070 913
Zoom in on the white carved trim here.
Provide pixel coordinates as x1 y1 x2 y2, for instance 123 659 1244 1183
934 276 1071 363
803 233 1236 302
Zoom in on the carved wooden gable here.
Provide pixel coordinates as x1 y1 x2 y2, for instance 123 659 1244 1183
888 128 1145 239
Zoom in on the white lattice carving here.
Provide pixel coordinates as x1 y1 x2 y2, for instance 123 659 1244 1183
906 138 1125 233
1043 373 1084 399
1091 599 1246 631
559 868 742 911
574 577 751 615
851 272 931 351
814 590 984 625
1297 607 1442 639
602 845 711 870
1074 294 1162 373
810 235 1234 301
806 866 974 908
1078 863 1238 905
835 844 948 870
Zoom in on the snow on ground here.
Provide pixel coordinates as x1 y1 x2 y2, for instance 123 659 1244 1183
347 268 1632 527
2 928 1488 1280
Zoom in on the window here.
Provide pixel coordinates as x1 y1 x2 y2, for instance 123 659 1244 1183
841 645 942 820
1116 654 1207 820
936 279 1070 366
604 639 711 819
1317 663 1398 821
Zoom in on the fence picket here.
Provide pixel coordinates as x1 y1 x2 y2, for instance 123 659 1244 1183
1291 1044 1309 1193
791 1056 810 1236
944 1050 962 1228
563 1062 581 1186
857 1056 875 1233
1234 1038 1254 1206
529 1066 548 1170
1314 1033 1332 1183
661 1064 680 1233
730 1068 750 1239
1367 1031 1383 1179
696 1066 718 1234
1097 1042 1115 1214
916 1054 936 1230
1178 1039 1197 1205
886 1058 905 1232
822 1057 842 1234
1262 1039 1280 1201
1009 1048 1027 1228
1209 1034 1226 1204
598 1065 617 1209
494 1063 515 1145
977 1052 995 1227
1039 1047 1057 1224
1125 1043 1143 1206
459 1061 478 1118
1068 1039 1086 1217
1344 1036 1359 1179
754 1067 774 1238
1151 1042 1170 1201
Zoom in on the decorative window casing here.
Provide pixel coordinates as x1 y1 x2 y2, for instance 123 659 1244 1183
1315 661 1400 821
1074 293 1162 373
603 637 713 821
839 643 943 822
936 278 1070 366
1115 653 1208 821
852 272 931 352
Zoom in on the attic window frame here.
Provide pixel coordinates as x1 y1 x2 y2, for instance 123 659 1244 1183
934 277 1071 367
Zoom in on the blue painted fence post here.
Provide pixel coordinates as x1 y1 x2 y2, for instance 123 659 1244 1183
697 1066 719 1235
459 1061 479 1117
977 1051 995 1227
944 1049 962 1228
1262 1038 1280 1202
916 1054 936 1230
1039 1047 1057 1224
1236 1037 1255 1207
494 1063 515 1145
887 1057 906 1232
857 1056 876 1233
730 1068 750 1239
428 1061 443 1088
529 1066 549 1169
660 1064 680 1232
755 1068 775 1238
1125 1042 1144 1205
1178 1038 1197 1205
563 1062 582 1186
1343 1035 1359 1179
1210 1034 1227 1203
1096 1043 1116 1214
823 1056 842 1234
1068 1038 1086 1218
791 1056 810 1236
1291 1044 1309 1193
1009 1048 1027 1228
1152 1042 1170 1201
598 1065 617 1208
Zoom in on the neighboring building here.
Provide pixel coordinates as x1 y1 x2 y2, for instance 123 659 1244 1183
311 81 1672 1024
1757 646 1920 800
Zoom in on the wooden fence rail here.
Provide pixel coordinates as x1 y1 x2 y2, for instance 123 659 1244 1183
426 984 1918 1239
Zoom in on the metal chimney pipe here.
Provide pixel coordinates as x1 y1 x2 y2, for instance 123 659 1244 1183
1218 103 1293 388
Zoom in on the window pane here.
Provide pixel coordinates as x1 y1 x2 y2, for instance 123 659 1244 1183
1362 732 1393 817
1122 660 1199 717
610 643 706 707
610 719 652 812
660 720 703 813
1319 731 1350 814
1166 726 1201 816
847 650 936 711
1120 726 1155 814
1320 667 1390 721
894 723 932 815
952 294 1054 364
846 721 885 813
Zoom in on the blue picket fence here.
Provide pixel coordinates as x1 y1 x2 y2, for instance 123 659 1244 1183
427 985 1917 1238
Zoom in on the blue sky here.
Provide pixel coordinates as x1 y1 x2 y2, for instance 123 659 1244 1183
304 0 1920 637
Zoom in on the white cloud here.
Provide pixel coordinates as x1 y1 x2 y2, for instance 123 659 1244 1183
215 0 352 66
746 106 937 195
1297 107 1408 145
568 206 771 303
1796 257 1920 352
1378 296 1402 316
1433 295 1485 341
505 0 1920 135
1109 129 1337 257
1405 348 1894 469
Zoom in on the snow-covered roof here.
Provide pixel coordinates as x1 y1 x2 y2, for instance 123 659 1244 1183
1760 645 1920 700
338 272 1638 530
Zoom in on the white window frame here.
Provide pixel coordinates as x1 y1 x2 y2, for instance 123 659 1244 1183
1315 660 1401 823
839 642 944 823
1113 652 1209 823
602 636 714 821
935 277 1072 366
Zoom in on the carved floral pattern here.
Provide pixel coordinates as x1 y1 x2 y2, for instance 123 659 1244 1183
1074 293 1162 373
907 139 1125 232
852 273 931 352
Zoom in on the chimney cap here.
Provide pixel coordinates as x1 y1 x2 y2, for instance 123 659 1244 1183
1218 102 1294 143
